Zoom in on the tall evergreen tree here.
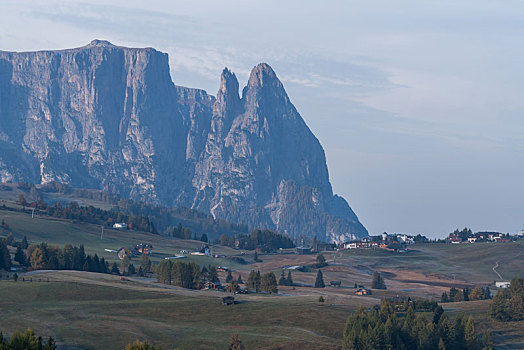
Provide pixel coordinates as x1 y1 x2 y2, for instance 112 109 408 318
287 270 293 286
371 270 386 289
14 245 25 265
314 270 325 288
110 262 120 275
226 270 233 283
0 239 11 271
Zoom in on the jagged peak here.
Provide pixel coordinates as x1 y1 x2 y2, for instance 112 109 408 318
247 63 281 88
219 67 239 96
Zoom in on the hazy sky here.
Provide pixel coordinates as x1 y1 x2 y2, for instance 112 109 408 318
1 0 523 237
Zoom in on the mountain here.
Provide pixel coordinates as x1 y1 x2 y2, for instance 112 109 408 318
0 40 367 242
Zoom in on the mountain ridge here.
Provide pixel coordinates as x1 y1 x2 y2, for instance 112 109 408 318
0 40 367 242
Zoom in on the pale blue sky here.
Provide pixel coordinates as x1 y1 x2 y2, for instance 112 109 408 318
1 0 523 237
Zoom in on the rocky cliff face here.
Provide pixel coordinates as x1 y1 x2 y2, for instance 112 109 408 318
0 40 367 242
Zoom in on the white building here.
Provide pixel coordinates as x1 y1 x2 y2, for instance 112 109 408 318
113 222 127 229
495 281 510 288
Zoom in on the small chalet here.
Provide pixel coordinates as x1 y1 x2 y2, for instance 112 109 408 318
295 246 312 254
355 288 372 296
113 222 127 229
217 266 229 272
330 280 342 287
222 296 235 305
208 281 222 290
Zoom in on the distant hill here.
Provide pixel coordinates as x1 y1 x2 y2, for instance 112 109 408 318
0 40 367 242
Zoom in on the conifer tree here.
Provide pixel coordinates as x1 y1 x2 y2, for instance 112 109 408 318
229 334 245 350
21 236 29 249
278 270 287 286
226 270 233 283
0 239 11 271
481 331 494 350
110 262 120 275
287 270 293 286
464 315 478 350
14 245 25 265
371 270 386 289
314 270 325 288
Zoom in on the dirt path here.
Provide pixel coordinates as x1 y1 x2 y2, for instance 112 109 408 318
492 260 503 280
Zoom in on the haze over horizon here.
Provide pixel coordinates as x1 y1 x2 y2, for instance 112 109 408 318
1 0 523 238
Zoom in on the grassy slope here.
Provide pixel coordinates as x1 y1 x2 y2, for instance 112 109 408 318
0 274 351 350
0 209 246 269
338 242 524 283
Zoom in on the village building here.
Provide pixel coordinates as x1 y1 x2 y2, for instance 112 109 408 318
112 222 127 229
355 288 372 296
222 296 235 305
330 280 342 287
496 281 510 288
295 246 312 254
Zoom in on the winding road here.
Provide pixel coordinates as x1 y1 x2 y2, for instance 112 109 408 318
492 260 503 280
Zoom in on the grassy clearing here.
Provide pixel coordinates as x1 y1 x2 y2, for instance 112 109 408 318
0 274 352 349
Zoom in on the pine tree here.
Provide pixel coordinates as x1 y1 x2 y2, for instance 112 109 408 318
226 270 233 283
43 336 56 350
464 315 478 350
0 239 11 271
14 245 25 265
433 306 444 324
371 271 386 289
254 251 259 262
287 270 293 286
314 270 325 288
229 334 245 350
111 262 120 275
316 253 326 267
481 331 494 350
128 263 136 275
208 265 219 282
441 292 449 303
21 236 29 249
278 270 287 286
237 274 243 284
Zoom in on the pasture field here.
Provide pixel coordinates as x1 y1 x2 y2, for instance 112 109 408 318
1 195 524 349
0 271 357 350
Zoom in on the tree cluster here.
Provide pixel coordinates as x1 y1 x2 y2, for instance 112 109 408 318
490 276 524 321
371 271 387 290
156 260 202 289
23 243 108 273
441 286 491 303
449 228 473 242
315 254 327 268
0 329 56 350
343 300 483 350
278 270 293 286
124 340 161 350
246 270 278 293
220 229 295 251
171 223 193 240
